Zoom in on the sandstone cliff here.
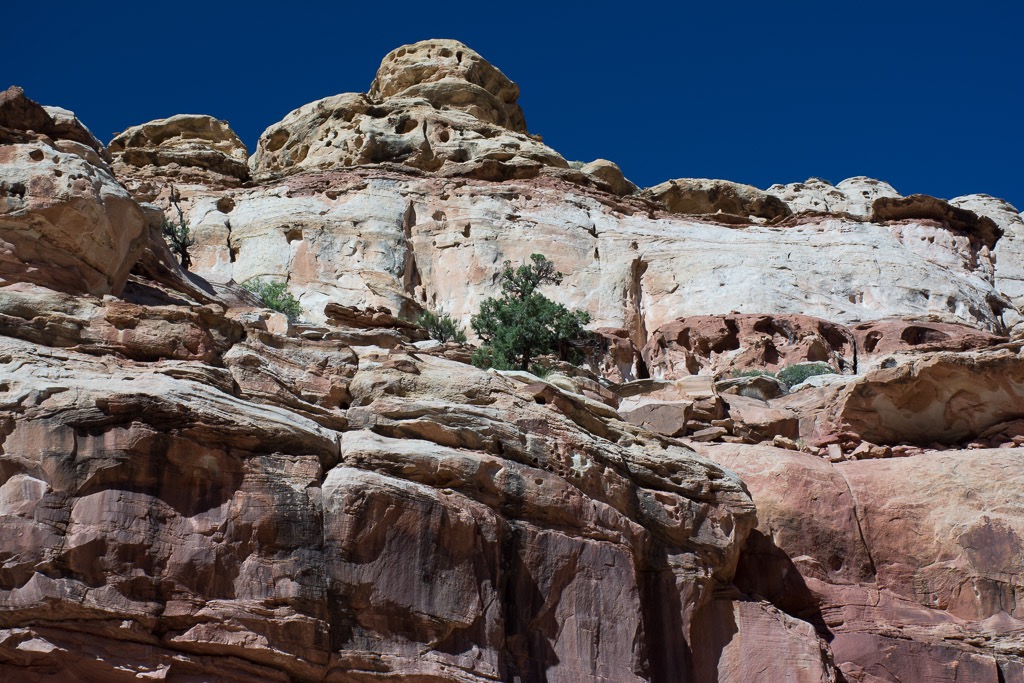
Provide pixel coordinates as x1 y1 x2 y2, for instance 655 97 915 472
2 39 1024 682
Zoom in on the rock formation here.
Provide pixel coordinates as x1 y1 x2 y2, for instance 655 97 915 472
109 114 251 194
248 39 565 183
0 87 147 295
645 177 793 223
2 38 1024 682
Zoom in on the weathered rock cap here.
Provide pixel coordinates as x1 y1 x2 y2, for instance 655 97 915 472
580 159 637 196
766 176 901 216
644 178 793 222
109 113 250 182
369 39 526 132
871 194 1002 249
851 318 1007 356
249 87 565 181
0 85 108 160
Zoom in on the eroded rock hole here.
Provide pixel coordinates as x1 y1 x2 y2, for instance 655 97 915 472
862 331 882 353
901 326 951 345
2 182 26 198
285 227 303 243
395 118 419 134
28 149 44 161
265 129 290 153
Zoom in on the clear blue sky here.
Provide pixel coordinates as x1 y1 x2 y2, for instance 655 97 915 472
6 1 1022 209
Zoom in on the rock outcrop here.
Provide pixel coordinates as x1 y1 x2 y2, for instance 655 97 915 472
250 40 566 182
643 314 857 378
767 176 901 217
0 88 147 295
950 193 1024 303
3 36 1024 683
368 39 527 132
173 169 1006 336
0 285 770 682
109 114 250 193
708 444 1024 683
645 177 792 223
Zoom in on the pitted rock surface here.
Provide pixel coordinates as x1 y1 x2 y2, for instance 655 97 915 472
369 39 527 132
109 113 250 189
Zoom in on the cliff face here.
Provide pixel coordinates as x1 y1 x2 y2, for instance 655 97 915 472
2 40 1024 682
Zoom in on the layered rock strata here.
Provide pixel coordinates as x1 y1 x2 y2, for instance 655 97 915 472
2 36 1024 683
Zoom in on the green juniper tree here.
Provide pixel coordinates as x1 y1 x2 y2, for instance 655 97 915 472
470 254 591 371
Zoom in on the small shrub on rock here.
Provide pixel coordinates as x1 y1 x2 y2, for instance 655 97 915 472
777 362 834 387
733 368 776 378
162 216 195 270
242 279 303 322
418 310 467 343
162 188 195 270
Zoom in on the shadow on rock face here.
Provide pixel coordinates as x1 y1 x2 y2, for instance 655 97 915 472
733 529 833 642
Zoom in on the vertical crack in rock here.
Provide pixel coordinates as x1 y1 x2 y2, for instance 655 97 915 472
225 217 237 263
401 201 424 315
626 257 650 354
834 466 878 579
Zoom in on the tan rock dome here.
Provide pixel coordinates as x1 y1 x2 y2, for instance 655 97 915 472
369 39 527 132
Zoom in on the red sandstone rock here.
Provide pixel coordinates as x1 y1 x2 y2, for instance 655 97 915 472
820 343 1024 446
703 443 1024 682
644 314 856 379
0 291 757 681
851 318 1006 358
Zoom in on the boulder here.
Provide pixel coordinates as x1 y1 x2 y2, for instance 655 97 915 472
109 113 250 187
0 139 147 295
644 178 792 222
819 343 1024 446
715 374 789 400
836 176 902 216
0 86 108 160
580 159 637 196
41 105 108 160
0 85 52 136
